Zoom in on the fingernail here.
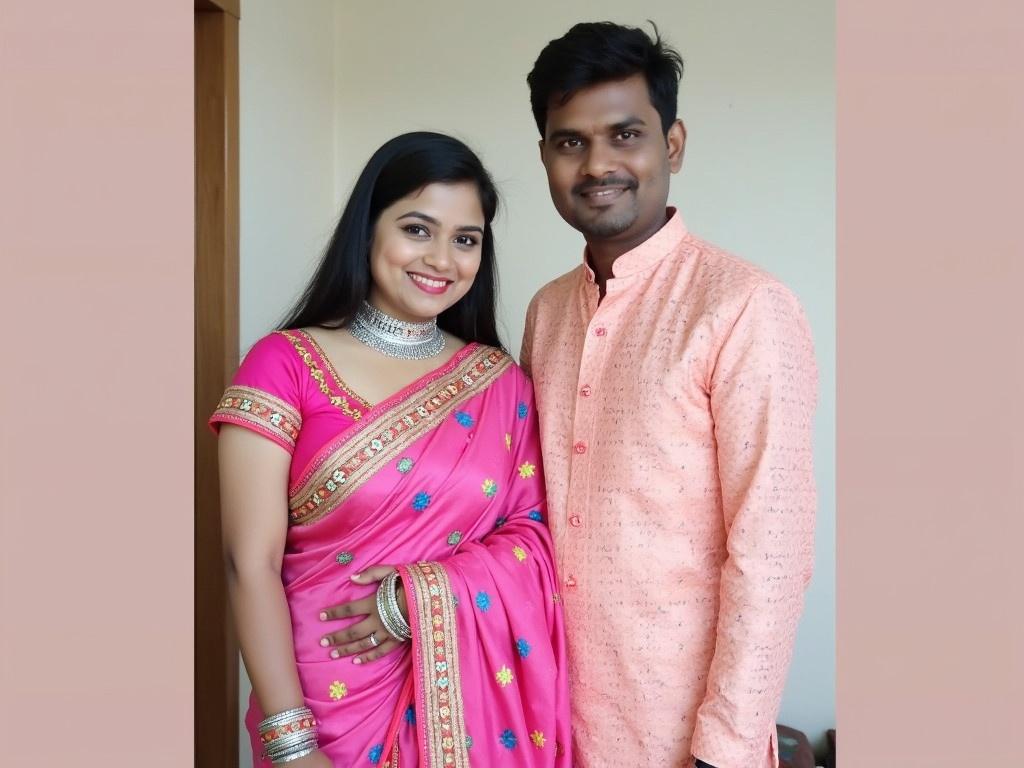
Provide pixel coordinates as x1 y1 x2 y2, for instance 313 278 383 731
319 612 327 621
320 637 329 647
351 573 362 580
353 657 362 665
330 649 340 659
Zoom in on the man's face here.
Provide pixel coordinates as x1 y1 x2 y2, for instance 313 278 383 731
539 73 685 243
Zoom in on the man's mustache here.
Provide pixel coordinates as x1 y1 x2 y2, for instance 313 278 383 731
572 177 638 195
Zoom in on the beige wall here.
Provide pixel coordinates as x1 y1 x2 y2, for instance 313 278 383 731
240 0 835 753
238 2 337 763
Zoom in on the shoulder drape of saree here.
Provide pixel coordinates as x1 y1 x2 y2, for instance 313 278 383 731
387 374 571 767
286 344 509 527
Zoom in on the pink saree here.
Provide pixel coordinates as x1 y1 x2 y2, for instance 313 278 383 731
210 331 570 767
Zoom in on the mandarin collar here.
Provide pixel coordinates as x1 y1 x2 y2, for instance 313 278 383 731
581 208 688 283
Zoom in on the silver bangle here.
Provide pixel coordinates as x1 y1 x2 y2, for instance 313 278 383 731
259 706 314 732
385 574 411 641
377 572 411 641
266 733 319 763
272 745 318 764
386 572 411 640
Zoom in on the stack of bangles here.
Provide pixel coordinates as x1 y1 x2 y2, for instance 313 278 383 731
376 571 412 642
259 706 319 764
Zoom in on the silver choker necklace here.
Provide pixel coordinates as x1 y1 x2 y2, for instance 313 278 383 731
349 301 446 359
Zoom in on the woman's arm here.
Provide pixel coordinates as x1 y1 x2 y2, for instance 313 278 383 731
219 424 329 766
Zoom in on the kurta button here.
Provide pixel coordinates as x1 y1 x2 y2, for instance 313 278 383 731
573 441 587 454
569 515 582 527
579 385 592 397
594 327 607 337
565 575 577 587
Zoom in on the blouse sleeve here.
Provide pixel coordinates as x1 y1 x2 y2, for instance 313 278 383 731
208 332 305 454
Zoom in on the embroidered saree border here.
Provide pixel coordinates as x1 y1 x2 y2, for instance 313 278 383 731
287 346 510 526
277 329 364 420
212 385 301 448
404 562 470 768
290 329 372 409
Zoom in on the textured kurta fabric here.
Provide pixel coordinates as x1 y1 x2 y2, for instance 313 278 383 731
520 210 818 768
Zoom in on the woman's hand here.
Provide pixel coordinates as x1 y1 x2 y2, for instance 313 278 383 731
317 565 409 665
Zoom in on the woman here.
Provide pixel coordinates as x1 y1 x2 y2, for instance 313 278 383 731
211 132 570 767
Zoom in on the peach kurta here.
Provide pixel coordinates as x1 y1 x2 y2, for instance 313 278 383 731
520 210 817 768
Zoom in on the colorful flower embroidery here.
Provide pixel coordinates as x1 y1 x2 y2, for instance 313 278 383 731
517 401 528 419
447 531 462 546
518 461 536 479
494 515 508 529
335 551 354 565
505 433 512 451
329 680 348 700
516 638 531 658
481 478 498 498
531 731 546 748
512 545 528 562
500 729 517 749
465 736 474 749
404 705 416 725
368 743 383 764
397 457 414 474
528 510 544 523
454 410 474 428
412 491 431 511
475 591 491 612
495 665 514 687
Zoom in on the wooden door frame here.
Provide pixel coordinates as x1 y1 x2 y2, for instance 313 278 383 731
195 0 240 765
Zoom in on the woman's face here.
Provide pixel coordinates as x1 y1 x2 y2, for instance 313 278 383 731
368 181 485 323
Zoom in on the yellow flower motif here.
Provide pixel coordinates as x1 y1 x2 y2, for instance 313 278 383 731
512 545 527 562
518 461 536 479
495 665 514 687
481 478 498 498
329 680 348 700
505 433 512 451
531 730 546 748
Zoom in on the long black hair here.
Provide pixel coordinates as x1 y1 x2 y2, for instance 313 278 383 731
278 132 503 349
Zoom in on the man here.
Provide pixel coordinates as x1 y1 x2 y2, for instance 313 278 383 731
520 22 818 768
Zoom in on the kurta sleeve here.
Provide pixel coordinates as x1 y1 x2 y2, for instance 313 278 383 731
519 294 539 378
208 332 306 455
691 282 818 768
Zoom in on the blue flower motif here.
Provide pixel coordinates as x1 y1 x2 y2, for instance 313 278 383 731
397 457 414 474
368 743 383 764
528 510 544 523
452 594 460 608
494 515 508 529
465 735 474 750
412 491 431 511
517 401 528 419
454 410 474 428
500 729 517 749
404 705 416 725
475 591 491 612
516 638 531 658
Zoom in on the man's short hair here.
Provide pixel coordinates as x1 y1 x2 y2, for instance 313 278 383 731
527 21 684 138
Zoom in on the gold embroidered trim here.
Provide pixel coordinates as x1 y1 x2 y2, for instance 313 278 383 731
277 330 363 420
404 562 469 768
212 386 301 448
295 329 372 409
288 346 510 526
